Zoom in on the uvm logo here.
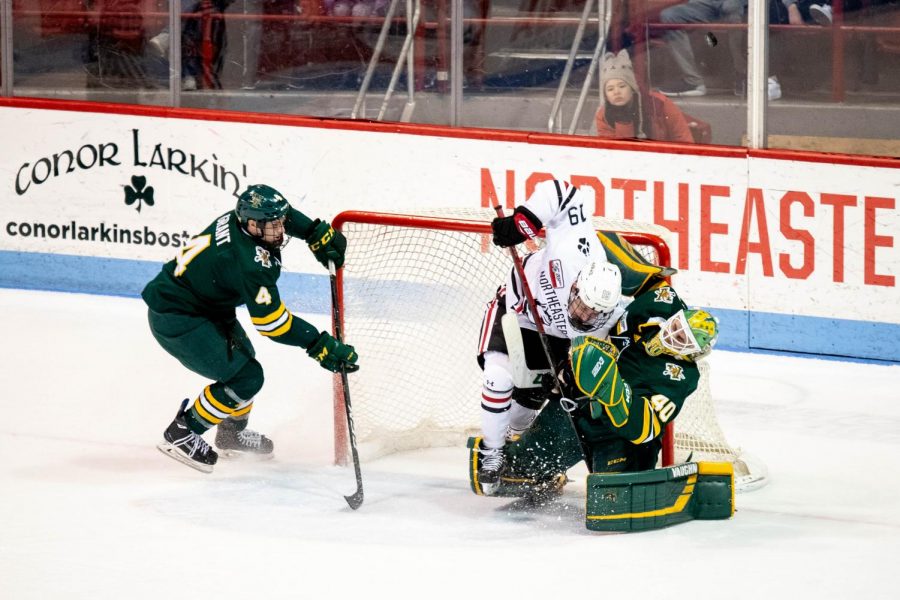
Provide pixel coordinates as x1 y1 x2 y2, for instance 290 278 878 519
124 175 155 212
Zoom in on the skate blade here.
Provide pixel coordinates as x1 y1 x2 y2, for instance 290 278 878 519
157 442 214 474
216 448 275 461
480 481 500 496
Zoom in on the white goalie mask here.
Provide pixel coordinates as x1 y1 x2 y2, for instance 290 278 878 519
567 260 622 333
644 308 719 358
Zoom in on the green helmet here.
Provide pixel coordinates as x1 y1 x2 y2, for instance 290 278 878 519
684 309 718 353
235 184 290 223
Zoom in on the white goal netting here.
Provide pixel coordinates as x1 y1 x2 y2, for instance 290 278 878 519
333 208 766 491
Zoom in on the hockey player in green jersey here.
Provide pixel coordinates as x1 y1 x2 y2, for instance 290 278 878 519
143 184 359 473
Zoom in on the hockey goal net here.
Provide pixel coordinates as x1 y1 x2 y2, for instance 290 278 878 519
332 208 767 491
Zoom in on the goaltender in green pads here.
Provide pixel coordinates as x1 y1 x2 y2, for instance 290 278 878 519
469 291 733 530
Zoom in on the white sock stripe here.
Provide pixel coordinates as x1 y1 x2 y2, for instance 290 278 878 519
482 388 513 401
223 385 249 404
198 394 231 420
481 394 512 406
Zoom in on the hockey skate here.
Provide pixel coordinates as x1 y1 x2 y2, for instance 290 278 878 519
215 418 274 460
157 399 218 473
478 446 508 496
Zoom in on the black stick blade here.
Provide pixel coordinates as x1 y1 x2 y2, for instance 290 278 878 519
344 489 364 510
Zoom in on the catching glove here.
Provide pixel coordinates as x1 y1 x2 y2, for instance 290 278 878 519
305 219 348 269
491 206 543 247
306 332 359 373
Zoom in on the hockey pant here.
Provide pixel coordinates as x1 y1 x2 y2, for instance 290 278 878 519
147 309 264 434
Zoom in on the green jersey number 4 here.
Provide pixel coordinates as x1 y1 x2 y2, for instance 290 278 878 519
173 235 212 277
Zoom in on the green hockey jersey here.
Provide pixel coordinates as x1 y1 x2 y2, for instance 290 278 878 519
584 285 701 444
142 208 320 348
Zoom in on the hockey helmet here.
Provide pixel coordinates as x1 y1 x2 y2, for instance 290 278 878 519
567 260 622 332
644 308 719 358
235 184 290 223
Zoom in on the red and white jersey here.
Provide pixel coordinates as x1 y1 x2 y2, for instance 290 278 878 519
504 179 624 340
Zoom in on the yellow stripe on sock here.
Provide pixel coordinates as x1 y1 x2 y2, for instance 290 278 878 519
204 386 234 414
231 403 253 418
193 399 223 425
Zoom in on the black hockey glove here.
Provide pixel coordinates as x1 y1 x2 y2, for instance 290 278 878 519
307 332 360 373
305 219 348 269
491 206 543 248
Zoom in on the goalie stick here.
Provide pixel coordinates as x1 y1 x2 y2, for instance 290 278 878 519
493 205 590 464
329 260 364 510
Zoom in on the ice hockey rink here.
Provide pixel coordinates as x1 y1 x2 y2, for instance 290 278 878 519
1 288 898 600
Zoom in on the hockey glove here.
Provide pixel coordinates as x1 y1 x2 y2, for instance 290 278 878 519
305 219 348 269
491 206 543 247
306 331 360 373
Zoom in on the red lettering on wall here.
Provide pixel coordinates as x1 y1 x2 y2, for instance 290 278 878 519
735 188 774 276
779 191 816 280
570 176 605 216
700 185 731 273
864 196 895 287
653 181 689 271
820 193 857 283
525 172 554 199
612 178 647 220
480 168 518 209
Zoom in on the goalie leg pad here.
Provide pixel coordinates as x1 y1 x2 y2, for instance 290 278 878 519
585 461 734 532
468 402 584 498
467 436 568 499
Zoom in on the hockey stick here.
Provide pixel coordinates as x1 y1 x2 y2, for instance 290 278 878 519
493 206 590 464
329 260 364 510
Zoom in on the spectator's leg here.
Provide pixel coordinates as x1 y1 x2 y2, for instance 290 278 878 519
660 0 721 87
722 0 748 86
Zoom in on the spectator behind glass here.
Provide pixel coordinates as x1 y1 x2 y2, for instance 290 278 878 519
594 50 694 143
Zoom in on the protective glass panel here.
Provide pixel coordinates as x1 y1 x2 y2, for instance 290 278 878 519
12 0 171 102
766 0 900 156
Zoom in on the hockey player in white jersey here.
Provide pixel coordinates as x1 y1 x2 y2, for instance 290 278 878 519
475 179 624 493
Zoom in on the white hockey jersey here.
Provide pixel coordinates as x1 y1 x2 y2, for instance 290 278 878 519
504 180 625 340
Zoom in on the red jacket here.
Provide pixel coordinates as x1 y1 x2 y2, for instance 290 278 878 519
595 91 694 143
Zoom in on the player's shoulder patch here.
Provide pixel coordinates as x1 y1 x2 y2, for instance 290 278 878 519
653 286 677 304
254 245 274 268
663 362 686 381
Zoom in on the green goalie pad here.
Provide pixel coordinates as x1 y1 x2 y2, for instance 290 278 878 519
467 437 569 500
585 462 734 532
597 231 676 296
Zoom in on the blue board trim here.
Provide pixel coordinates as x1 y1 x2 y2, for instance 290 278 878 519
1 250 897 363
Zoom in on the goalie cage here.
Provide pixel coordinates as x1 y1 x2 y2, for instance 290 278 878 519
331 208 768 492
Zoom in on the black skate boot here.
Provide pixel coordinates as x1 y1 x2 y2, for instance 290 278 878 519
157 399 218 473
215 418 274 460
478 446 508 496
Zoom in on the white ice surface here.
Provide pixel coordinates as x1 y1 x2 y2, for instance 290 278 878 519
1 289 899 600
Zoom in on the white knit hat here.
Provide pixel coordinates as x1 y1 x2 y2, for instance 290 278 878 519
600 49 639 105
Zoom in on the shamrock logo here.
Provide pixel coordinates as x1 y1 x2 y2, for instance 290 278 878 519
577 237 590 256
124 175 155 212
